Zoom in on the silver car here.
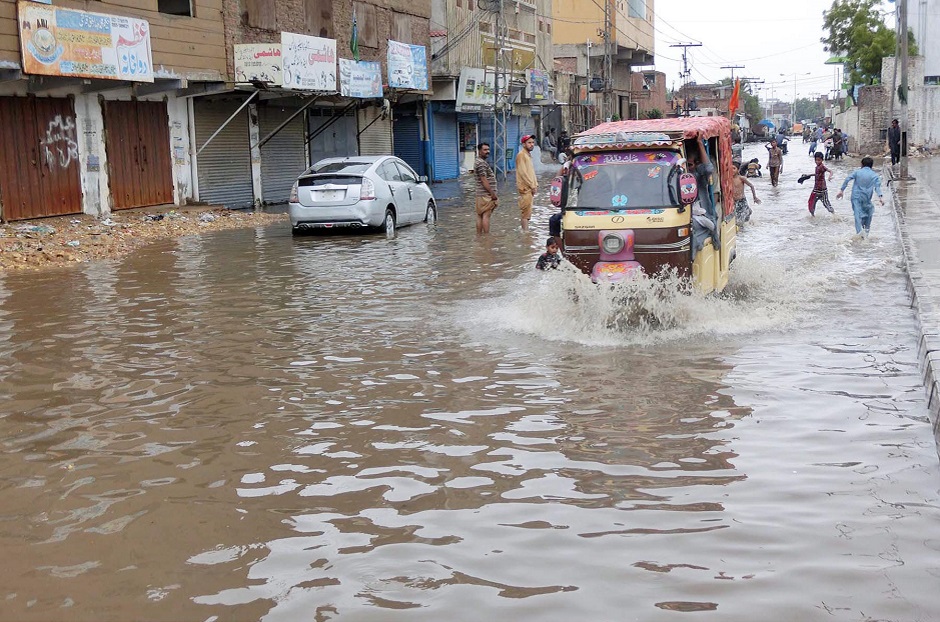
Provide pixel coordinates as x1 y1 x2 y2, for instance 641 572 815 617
289 156 437 236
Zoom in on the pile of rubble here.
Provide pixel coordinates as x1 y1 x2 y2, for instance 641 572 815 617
0 208 288 272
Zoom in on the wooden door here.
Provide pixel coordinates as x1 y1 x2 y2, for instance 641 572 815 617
0 96 82 221
105 101 173 209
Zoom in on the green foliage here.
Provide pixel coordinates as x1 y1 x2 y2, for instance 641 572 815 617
643 108 664 119
794 97 823 122
822 0 918 86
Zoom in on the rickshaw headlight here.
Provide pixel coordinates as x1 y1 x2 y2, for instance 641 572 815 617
601 233 625 255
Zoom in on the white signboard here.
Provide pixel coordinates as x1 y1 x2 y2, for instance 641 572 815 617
455 67 495 112
234 43 282 85
280 32 336 92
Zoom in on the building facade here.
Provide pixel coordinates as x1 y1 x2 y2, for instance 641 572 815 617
202 0 432 207
551 0 654 128
430 0 552 178
0 0 227 220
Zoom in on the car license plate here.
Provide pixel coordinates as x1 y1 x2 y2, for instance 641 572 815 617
313 189 345 201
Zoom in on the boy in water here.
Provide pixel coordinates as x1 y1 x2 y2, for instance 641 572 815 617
731 161 761 224
806 152 834 216
836 156 884 237
536 236 562 270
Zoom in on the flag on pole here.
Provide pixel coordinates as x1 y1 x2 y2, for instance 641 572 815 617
728 78 741 118
350 8 360 61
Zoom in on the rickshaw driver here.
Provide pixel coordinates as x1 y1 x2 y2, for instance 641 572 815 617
685 134 715 214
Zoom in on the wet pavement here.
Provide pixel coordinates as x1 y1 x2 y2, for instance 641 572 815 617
1 143 939 621
887 155 940 444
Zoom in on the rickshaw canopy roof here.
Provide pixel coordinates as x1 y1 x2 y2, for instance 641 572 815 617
575 117 733 146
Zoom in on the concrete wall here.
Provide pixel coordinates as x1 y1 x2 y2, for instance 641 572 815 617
881 55 939 149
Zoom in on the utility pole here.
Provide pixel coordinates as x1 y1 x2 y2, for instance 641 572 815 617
721 65 744 81
899 0 910 179
602 0 613 121
492 2 508 181
670 43 701 116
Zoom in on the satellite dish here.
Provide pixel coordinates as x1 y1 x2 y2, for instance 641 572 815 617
478 0 502 12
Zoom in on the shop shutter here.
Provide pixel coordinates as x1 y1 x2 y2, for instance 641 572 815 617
358 108 392 155
194 100 253 208
507 115 520 171
393 114 424 176
432 112 459 180
259 105 306 204
308 108 358 165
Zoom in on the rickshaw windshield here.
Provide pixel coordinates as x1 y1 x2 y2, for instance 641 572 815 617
570 150 681 209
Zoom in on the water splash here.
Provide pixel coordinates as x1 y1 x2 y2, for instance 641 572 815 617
462 255 822 347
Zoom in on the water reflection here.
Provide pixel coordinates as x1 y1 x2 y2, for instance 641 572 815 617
0 147 938 620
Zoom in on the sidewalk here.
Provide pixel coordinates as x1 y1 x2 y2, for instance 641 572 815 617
887 156 940 448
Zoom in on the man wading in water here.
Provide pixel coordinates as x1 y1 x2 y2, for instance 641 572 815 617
474 143 498 234
515 135 538 232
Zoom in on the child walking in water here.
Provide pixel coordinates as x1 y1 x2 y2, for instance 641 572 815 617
806 152 834 216
731 161 761 224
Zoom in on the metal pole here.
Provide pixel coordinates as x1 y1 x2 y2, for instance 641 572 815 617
196 90 259 155
603 0 612 120
899 0 910 178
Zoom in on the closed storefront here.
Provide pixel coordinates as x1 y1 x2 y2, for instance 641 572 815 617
194 99 253 208
393 106 424 176
259 104 306 204
0 96 82 221
308 107 358 165
104 100 174 210
358 107 392 156
432 104 459 181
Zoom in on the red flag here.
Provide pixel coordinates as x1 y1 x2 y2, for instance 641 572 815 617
728 79 741 117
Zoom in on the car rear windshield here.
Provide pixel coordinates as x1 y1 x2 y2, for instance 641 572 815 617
298 175 362 187
312 162 372 174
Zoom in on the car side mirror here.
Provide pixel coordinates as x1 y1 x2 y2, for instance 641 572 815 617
550 175 567 208
417 175 428 183
678 172 697 206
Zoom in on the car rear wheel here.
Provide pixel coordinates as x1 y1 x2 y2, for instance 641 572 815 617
424 201 437 224
383 209 396 239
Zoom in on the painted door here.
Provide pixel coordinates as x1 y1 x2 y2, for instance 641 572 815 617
104 101 173 209
0 96 82 221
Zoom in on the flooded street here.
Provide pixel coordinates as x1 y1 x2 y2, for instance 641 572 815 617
1 143 939 621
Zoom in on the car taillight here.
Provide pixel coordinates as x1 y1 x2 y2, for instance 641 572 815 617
289 182 298 203
360 177 375 200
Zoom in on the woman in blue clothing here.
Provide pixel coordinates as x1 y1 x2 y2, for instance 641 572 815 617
836 157 884 237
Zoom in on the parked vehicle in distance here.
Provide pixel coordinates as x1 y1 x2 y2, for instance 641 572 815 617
289 156 437 236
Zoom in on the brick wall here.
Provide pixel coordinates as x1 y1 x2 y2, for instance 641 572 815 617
223 0 431 91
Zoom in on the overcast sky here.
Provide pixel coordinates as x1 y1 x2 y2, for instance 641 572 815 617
647 0 895 102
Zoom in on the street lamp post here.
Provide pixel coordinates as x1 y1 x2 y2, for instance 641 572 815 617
782 72 810 127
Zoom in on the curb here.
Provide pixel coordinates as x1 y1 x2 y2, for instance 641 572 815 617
885 164 940 448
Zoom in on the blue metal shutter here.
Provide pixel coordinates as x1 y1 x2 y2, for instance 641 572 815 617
507 115 520 171
433 112 459 180
394 115 425 176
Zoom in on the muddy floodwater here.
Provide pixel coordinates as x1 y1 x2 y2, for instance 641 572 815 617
1 144 939 621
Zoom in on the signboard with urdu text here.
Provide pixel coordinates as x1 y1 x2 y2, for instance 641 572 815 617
339 59 382 98
18 1 153 82
280 32 336 92
234 43 282 85
387 40 428 91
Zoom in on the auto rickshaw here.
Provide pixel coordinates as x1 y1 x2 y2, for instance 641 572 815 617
550 117 738 294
